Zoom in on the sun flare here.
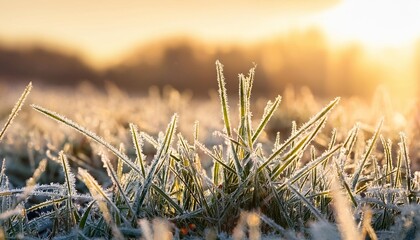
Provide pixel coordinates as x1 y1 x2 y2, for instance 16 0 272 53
316 0 420 47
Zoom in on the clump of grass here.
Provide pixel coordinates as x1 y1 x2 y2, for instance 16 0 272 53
0 64 418 239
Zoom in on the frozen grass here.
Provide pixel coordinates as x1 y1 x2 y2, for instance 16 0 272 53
0 64 419 239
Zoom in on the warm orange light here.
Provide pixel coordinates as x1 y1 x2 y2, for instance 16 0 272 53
315 0 420 47
0 0 418 101
0 0 337 66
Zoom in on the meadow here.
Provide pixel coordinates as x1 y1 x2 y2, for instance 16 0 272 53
0 62 419 239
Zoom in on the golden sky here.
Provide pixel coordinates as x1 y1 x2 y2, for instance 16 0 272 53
0 0 419 65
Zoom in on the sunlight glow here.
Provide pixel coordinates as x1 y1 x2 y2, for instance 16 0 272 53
316 0 420 47
0 0 418 100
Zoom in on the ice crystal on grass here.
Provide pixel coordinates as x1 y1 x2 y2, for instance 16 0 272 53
0 82 32 141
32 104 142 175
0 64 417 239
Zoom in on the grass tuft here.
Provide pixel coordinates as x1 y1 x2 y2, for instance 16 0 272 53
0 63 417 239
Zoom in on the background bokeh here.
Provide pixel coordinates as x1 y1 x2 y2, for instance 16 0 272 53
0 0 418 102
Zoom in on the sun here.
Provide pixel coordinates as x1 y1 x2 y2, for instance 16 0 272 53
315 0 420 48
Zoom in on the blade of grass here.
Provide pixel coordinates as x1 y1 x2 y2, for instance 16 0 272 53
351 119 383 191
285 144 342 187
270 135 309 179
151 184 183 214
0 159 7 189
328 129 337 151
117 143 125 182
333 155 358 207
130 124 146 178
0 82 32 141
216 60 243 179
287 184 325 222
268 181 293 228
252 96 281 144
258 98 339 172
59 152 77 226
216 60 232 138
271 117 328 179
399 133 412 192
26 197 67 213
78 168 129 226
380 136 393 186
32 105 142 175
195 141 236 175
178 135 211 213
101 154 135 217
394 149 403 188
343 123 360 155
79 200 95 229
134 114 177 216
239 74 246 142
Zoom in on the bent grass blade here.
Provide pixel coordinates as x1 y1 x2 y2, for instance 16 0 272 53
32 105 142 175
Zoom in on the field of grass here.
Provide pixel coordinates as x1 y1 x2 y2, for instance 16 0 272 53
0 62 419 239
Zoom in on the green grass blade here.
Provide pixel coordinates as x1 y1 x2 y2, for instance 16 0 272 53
0 160 6 188
244 72 254 151
117 143 124 182
168 165 201 205
328 129 337 150
134 114 177 215
394 149 403 188
236 72 253 151
268 181 293 228
351 119 383 191
270 135 310 179
102 154 135 217
239 74 246 140
195 141 236 175
78 168 129 225
286 144 342 186
151 184 183 214
193 121 199 143
59 152 76 200
79 200 95 229
343 123 360 155
216 61 243 178
246 65 255 101
259 98 339 172
270 117 327 179
130 123 146 178
380 136 393 186
252 96 281 144
333 157 358 207
59 152 77 226
399 133 412 193
288 184 326 222
26 197 67 213
215 60 232 137
178 134 212 214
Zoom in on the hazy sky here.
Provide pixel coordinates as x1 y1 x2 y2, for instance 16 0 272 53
0 0 419 65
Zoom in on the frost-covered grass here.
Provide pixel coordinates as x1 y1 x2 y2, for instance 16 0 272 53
0 62 419 239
